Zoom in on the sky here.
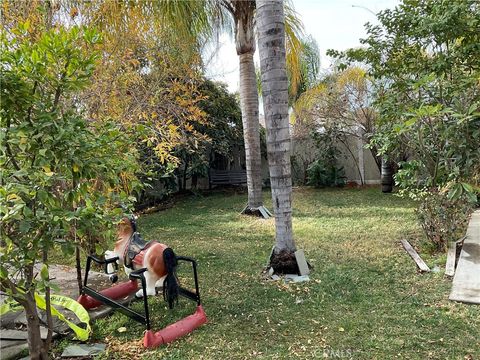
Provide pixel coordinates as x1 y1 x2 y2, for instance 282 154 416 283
205 0 400 93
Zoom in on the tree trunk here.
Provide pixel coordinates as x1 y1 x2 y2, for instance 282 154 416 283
75 244 83 294
42 250 53 350
183 158 189 191
233 2 270 217
239 52 263 208
24 291 48 359
192 173 198 189
257 0 297 265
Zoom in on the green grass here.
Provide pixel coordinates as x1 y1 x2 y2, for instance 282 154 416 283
78 187 479 359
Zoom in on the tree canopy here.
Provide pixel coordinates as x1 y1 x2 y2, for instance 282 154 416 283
328 0 480 248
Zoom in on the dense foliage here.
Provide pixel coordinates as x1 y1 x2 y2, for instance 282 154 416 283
329 0 480 249
2 1 246 206
71 1 212 198
167 80 244 193
306 129 347 188
0 23 139 357
292 67 379 185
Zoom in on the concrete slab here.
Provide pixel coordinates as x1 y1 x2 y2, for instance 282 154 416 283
284 274 310 283
1 339 27 349
1 330 29 341
61 343 106 357
38 264 113 299
1 328 51 341
0 340 29 360
295 249 310 276
445 241 456 277
450 210 480 304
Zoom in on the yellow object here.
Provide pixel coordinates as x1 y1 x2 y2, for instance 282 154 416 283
0 293 91 341
34 293 91 341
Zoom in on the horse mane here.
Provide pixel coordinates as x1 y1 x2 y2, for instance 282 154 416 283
115 217 135 252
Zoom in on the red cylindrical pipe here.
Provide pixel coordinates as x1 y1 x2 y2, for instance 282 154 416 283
77 280 138 309
143 305 207 348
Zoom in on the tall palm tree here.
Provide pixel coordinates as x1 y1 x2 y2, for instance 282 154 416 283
152 0 269 216
156 0 305 219
257 0 297 267
223 1 271 218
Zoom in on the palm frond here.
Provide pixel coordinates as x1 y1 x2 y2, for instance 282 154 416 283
152 0 231 47
284 0 305 100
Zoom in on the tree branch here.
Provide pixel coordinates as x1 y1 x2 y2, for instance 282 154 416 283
42 249 53 350
4 117 21 172
51 58 71 113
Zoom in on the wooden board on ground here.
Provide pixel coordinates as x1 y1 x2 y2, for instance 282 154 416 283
400 239 430 272
449 210 480 304
445 241 456 277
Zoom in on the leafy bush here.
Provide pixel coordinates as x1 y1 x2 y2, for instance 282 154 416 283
306 125 347 188
307 161 346 188
416 191 473 251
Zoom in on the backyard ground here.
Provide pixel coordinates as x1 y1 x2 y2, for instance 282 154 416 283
57 187 480 359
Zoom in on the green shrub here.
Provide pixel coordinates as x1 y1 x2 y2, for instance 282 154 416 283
307 160 346 188
1 23 139 357
416 191 472 251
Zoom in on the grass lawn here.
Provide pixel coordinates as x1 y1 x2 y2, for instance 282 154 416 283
65 187 479 359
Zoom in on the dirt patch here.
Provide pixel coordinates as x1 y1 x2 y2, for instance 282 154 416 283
242 207 263 217
269 250 300 275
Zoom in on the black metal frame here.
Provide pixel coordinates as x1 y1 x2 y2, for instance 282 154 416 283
81 254 202 331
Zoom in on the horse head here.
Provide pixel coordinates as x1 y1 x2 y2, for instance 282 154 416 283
115 216 135 250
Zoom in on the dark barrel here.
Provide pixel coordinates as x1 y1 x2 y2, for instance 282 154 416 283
381 159 393 193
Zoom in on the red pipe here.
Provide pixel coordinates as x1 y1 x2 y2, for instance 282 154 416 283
143 305 207 348
77 280 138 309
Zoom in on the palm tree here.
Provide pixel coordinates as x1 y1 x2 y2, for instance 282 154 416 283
156 0 305 219
223 1 271 218
153 1 268 216
257 0 297 269
72 0 303 219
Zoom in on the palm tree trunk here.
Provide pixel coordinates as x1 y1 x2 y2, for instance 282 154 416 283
239 52 263 209
257 0 297 262
233 1 270 218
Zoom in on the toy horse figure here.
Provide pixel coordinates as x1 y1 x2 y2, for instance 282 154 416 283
77 216 207 348
105 217 178 304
